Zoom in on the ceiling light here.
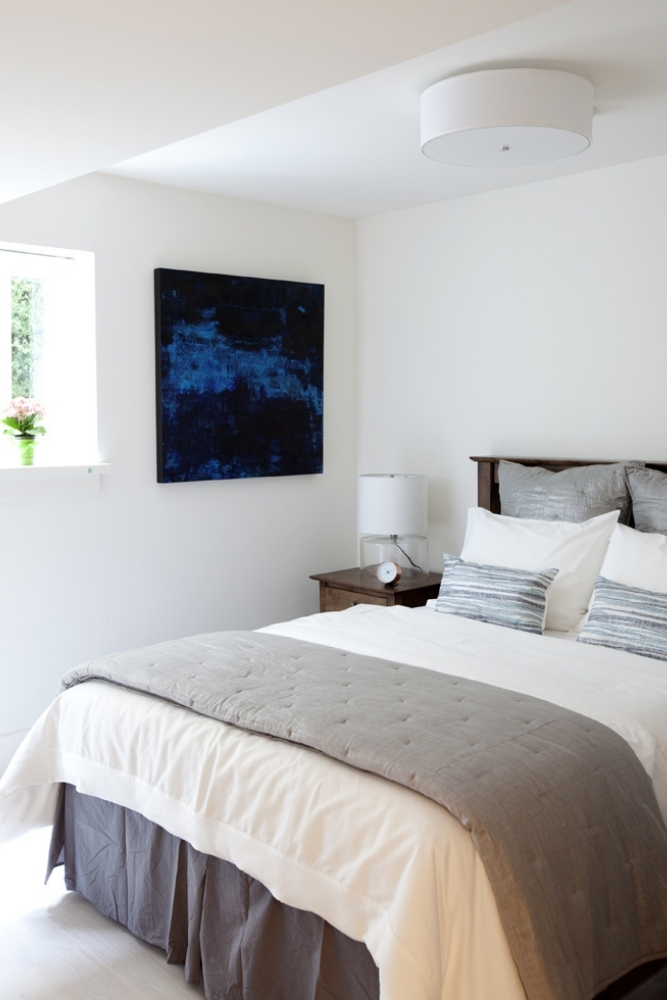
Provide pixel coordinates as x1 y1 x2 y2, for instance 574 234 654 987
420 68 594 168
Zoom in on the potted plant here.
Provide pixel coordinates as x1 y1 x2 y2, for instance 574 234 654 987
2 397 46 465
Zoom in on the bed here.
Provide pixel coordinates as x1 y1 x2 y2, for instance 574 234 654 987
3 456 667 1000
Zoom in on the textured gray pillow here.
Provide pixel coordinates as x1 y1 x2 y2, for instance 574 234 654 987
499 460 643 524
435 554 559 634
578 576 667 661
627 466 667 534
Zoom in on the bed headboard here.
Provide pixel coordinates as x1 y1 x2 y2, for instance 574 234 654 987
470 457 667 513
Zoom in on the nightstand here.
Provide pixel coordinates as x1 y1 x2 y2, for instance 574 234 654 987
310 568 442 613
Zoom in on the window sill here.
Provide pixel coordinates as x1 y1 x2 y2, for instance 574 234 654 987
0 462 111 499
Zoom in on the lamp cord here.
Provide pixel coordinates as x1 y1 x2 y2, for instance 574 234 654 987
390 535 424 573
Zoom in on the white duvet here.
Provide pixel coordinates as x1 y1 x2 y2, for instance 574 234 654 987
3 603 667 1000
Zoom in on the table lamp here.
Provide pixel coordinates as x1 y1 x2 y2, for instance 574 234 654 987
358 473 428 581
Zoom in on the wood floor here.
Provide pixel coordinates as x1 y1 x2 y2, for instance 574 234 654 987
0 827 205 1000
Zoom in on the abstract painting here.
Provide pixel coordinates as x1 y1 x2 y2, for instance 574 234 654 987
155 268 324 483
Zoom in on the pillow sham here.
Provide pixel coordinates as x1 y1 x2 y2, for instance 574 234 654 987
499 460 643 524
435 555 558 634
460 507 619 632
597 523 667 593
578 576 667 662
627 466 667 534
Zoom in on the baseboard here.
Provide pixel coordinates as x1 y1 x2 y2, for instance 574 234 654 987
0 729 29 779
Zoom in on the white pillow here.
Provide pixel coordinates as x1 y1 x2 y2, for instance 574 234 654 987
460 507 619 632
597 523 667 593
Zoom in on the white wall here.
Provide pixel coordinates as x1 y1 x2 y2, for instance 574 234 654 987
0 174 357 768
5 152 667 772
356 153 667 566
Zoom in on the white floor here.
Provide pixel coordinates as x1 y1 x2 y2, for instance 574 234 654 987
0 827 206 999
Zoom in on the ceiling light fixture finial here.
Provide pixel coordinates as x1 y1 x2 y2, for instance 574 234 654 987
420 68 594 168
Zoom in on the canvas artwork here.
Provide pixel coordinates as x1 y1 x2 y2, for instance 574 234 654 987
155 268 324 483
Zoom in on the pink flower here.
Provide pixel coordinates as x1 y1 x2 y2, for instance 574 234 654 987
2 397 46 436
4 397 45 420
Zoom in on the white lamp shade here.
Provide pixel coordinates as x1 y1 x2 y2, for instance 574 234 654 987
358 474 427 536
421 68 594 167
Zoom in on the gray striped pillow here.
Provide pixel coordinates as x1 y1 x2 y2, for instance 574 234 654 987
435 555 559 634
577 576 667 662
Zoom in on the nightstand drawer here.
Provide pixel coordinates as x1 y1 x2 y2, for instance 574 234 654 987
323 588 389 612
311 568 442 614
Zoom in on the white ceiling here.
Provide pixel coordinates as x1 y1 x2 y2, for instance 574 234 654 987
0 0 569 206
105 0 667 218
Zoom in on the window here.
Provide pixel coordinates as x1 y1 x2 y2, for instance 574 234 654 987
0 241 96 466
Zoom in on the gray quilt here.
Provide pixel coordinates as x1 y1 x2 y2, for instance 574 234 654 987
62 631 667 1000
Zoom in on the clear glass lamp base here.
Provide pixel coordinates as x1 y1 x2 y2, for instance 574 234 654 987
360 535 429 582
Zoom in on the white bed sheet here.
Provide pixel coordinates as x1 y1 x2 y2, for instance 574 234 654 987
2 604 667 1000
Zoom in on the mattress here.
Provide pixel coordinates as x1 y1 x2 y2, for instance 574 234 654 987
3 603 667 1000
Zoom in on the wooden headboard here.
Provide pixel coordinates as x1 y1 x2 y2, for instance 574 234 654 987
470 457 667 513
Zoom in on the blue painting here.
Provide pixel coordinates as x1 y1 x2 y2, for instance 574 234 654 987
155 268 324 483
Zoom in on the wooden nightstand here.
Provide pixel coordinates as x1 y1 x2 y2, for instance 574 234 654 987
310 568 442 613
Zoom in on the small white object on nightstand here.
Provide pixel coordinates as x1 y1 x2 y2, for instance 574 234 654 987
377 560 402 585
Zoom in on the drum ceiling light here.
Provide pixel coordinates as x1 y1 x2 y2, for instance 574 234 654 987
420 68 594 168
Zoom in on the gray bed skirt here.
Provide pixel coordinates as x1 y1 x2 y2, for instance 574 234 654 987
48 784 380 1000
47 785 667 1000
